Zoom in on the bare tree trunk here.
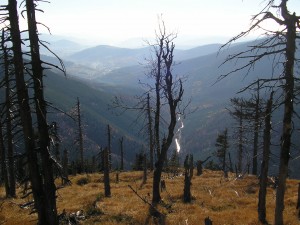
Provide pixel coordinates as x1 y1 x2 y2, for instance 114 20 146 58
152 43 183 204
119 137 124 171
1 34 16 197
204 217 213 225
107 124 112 170
275 3 297 224
143 153 147 184
0 124 10 197
238 105 243 173
258 91 273 224
252 83 260 175
103 147 111 197
153 34 165 159
183 155 192 203
76 97 84 172
196 160 203 176
8 1 47 223
147 93 154 171
26 0 58 223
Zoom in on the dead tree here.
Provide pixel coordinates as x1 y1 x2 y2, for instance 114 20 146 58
229 98 251 173
147 93 154 171
0 30 16 197
204 217 213 225
107 124 112 170
150 21 184 205
7 0 48 223
143 153 147 184
5 0 65 223
119 137 124 171
103 147 111 197
26 0 58 222
215 128 229 176
252 82 261 175
258 91 273 224
0 122 9 197
196 156 211 176
219 1 299 223
183 155 192 203
75 97 84 172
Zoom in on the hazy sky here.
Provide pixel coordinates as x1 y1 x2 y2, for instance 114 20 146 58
17 0 300 47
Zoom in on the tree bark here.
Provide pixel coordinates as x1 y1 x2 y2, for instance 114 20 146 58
0 124 9 197
26 0 58 223
103 147 111 197
152 40 183 204
252 84 260 175
1 34 15 197
76 97 84 172
154 43 162 159
238 104 243 173
143 153 147 184
275 3 297 224
8 1 47 223
119 137 124 171
258 91 273 224
107 124 112 170
147 93 154 171
183 155 192 203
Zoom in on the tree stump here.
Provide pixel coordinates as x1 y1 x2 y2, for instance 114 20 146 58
204 216 213 225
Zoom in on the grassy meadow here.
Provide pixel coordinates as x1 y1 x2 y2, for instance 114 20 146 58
0 169 299 225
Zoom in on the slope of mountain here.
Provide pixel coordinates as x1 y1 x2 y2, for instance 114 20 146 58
59 39 300 177
37 39 300 177
44 70 145 165
66 45 149 72
63 43 224 78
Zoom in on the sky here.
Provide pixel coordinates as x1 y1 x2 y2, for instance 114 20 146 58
17 0 300 48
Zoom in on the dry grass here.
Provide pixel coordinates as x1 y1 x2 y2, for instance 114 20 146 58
0 170 299 225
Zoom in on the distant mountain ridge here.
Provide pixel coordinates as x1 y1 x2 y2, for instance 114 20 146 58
40 37 300 177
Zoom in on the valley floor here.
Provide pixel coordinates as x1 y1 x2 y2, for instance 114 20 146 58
0 170 299 225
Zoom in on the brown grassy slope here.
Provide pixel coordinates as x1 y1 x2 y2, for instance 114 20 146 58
0 170 299 225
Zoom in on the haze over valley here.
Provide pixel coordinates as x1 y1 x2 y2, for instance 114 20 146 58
40 34 300 178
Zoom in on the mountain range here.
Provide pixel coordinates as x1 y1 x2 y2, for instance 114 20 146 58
41 37 300 177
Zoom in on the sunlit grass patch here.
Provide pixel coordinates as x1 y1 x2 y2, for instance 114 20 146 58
0 170 299 225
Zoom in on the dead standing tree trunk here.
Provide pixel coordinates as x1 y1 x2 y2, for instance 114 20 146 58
103 147 111 197
0 123 9 197
119 137 124 171
26 0 58 223
76 97 84 173
1 32 16 197
7 0 47 223
183 155 192 203
218 1 299 223
258 91 273 224
274 2 298 224
252 82 261 175
107 124 112 170
147 93 154 171
151 25 184 205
